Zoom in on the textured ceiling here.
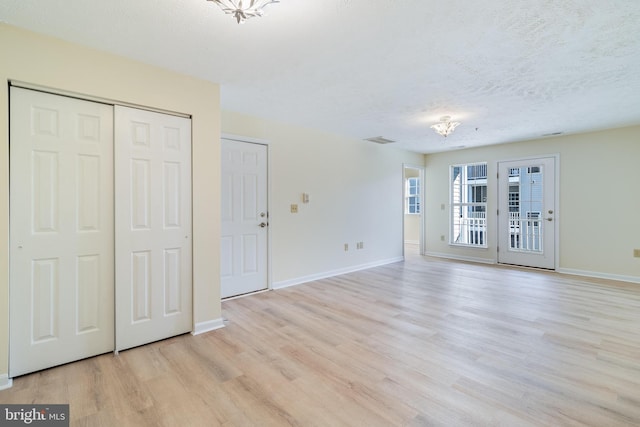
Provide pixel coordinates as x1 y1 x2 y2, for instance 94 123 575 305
1 0 640 153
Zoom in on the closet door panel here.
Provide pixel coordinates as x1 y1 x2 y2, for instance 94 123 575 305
115 106 192 351
9 87 114 377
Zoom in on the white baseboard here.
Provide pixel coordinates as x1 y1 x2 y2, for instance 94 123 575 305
192 318 225 336
0 374 13 390
404 240 419 245
425 251 495 265
557 268 640 285
222 288 270 301
273 257 404 290
424 253 640 284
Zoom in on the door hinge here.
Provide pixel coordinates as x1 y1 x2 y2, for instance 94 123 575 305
497 246 499 253
497 209 499 215
497 172 499 179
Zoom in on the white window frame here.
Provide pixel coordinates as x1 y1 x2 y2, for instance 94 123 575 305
450 162 488 247
405 177 421 215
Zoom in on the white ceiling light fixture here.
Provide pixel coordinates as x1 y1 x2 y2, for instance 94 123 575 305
208 0 280 24
430 116 461 138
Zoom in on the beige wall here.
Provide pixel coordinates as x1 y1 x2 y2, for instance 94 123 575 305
222 111 425 285
0 24 222 381
424 125 640 281
404 215 421 244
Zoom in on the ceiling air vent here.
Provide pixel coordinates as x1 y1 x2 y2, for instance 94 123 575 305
364 136 396 144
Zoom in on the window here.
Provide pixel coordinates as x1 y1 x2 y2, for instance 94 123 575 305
405 177 421 214
508 185 519 212
450 163 487 246
507 166 544 252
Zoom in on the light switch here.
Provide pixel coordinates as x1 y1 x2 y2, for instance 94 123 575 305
291 204 298 213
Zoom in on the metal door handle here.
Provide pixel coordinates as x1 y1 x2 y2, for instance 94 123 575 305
259 222 268 228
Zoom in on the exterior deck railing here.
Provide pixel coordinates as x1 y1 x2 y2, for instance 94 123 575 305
453 212 542 251
508 212 542 251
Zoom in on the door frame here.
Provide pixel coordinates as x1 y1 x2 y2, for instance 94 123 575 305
402 164 425 257
495 154 560 270
221 133 272 296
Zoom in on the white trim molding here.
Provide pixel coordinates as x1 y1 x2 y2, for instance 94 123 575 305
0 374 13 390
192 318 225 336
425 251 496 265
223 288 270 301
425 252 640 285
273 257 404 290
557 268 640 285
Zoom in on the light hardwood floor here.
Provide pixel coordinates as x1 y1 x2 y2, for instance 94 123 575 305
2 249 640 426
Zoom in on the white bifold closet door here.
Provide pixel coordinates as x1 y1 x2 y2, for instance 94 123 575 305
9 87 115 377
10 88 193 376
114 106 192 352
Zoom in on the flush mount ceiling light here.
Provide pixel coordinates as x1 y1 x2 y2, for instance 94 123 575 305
207 0 280 24
430 116 461 138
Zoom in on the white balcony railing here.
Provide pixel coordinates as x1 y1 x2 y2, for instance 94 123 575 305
508 212 542 251
453 212 486 245
453 211 542 251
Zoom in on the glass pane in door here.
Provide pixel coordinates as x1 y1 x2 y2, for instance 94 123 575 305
507 165 544 252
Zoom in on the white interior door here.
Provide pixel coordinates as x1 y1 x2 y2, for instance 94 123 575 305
9 87 114 376
221 139 268 298
498 157 556 269
114 106 192 351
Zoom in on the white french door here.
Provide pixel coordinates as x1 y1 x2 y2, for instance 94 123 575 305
221 139 268 298
114 106 193 351
9 87 115 376
498 157 556 269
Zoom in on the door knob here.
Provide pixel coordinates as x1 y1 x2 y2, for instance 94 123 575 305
546 218 553 222
259 222 268 228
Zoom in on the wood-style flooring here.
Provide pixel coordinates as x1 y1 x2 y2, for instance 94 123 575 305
2 248 640 426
